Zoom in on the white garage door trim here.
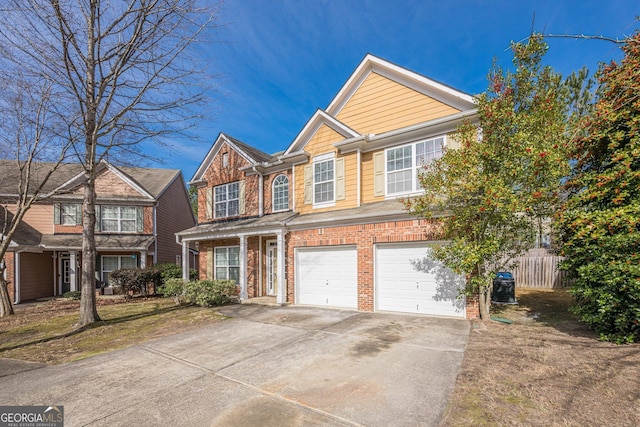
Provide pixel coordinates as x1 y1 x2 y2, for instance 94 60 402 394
295 245 358 309
375 242 466 318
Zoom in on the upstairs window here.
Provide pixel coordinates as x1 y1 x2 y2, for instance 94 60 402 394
272 174 289 212
313 156 334 205
214 181 239 218
385 136 445 196
99 206 143 233
54 203 82 225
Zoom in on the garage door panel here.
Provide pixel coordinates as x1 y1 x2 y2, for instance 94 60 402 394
376 243 465 318
296 246 357 309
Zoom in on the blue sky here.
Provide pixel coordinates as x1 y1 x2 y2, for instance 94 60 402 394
157 0 639 181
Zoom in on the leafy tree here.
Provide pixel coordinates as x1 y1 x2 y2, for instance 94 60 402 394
407 34 589 318
556 32 640 343
0 1 217 326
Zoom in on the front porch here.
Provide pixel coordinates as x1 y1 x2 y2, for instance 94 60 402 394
177 212 296 305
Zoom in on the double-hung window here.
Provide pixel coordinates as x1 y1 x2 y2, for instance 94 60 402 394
55 203 82 225
214 182 239 218
313 155 334 206
214 246 240 282
386 136 445 196
100 206 141 232
272 174 289 212
101 255 138 284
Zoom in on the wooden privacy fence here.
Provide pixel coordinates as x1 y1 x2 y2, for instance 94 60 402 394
509 249 568 288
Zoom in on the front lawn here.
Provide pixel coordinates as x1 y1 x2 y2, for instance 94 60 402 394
0 297 225 364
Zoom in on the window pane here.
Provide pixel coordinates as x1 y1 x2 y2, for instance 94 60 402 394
102 206 118 219
228 247 240 266
121 256 137 269
121 219 136 232
215 202 226 218
121 207 137 219
102 219 118 232
228 200 239 216
215 186 226 202
215 248 228 265
102 256 119 271
273 175 289 211
216 267 227 280
228 267 239 283
61 204 77 225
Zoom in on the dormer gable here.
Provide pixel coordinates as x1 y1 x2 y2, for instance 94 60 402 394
190 133 273 185
51 161 155 201
284 110 359 155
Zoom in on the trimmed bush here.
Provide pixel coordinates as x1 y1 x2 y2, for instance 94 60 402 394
159 279 237 307
109 268 162 297
155 263 198 282
63 291 82 300
159 278 186 305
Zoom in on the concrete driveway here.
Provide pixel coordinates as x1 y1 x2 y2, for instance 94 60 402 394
0 304 470 426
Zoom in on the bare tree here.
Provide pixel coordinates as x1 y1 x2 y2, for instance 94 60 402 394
0 75 72 317
0 1 217 326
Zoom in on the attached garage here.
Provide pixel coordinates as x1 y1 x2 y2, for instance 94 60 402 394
295 246 358 309
375 242 466 318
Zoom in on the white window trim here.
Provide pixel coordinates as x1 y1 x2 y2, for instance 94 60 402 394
61 204 80 225
100 206 140 233
214 246 240 282
384 135 446 198
214 181 240 219
312 152 336 208
272 174 289 212
101 255 138 284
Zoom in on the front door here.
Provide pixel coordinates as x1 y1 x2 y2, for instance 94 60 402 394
266 240 278 296
60 254 71 293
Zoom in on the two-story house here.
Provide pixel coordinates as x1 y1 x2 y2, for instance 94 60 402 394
1 160 196 303
177 54 480 318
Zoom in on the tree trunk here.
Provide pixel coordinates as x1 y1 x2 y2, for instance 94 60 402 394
478 284 491 319
78 173 100 326
0 263 14 317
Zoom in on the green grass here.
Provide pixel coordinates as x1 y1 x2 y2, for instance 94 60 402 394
0 298 225 364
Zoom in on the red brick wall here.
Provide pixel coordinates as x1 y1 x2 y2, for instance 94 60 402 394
197 143 261 223
286 219 446 312
264 171 292 214
198 238 261 298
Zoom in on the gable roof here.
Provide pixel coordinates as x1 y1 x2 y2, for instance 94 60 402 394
190 133 274 184
284 109 359 155
0 160 181 200
326 54 476 116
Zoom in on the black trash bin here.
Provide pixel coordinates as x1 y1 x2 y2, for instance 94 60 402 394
492 272 517 304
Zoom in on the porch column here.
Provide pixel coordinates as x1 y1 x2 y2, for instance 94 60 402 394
139 251 147 269
276 230 286 304
181 240 190 281
239 235 248 300
69 251 78 292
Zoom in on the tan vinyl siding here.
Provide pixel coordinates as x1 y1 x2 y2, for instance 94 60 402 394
361 151 381 204
336 72 460 135
7 203 54 234
155 177 196 264
294 124 359 215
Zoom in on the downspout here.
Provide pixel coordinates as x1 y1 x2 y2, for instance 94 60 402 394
14 250 23 304
152 203 158 264
53 251 57 296
356 148 362 208
252 165 264 217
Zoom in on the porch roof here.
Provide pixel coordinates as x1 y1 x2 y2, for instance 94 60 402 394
285 199 413 229
177 211 297 240
38 234 156 251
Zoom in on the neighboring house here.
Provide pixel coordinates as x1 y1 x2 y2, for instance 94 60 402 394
176 54 480 318
1 160 196 303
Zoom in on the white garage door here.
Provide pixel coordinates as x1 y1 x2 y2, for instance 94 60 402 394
376 243 465 318
296 246 358 309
